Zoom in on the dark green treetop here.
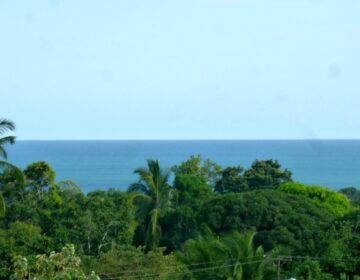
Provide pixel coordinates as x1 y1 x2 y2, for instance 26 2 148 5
244 159 292 190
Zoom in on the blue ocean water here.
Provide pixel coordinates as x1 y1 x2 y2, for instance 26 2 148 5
6 140 360 193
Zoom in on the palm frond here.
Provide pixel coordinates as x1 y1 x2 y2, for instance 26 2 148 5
0 136 16 159
133 167 149 178
180 231 269 280
134 167 154 190
0 119 15 134
160 169 171 189
0 146 6 159
0 135 16 145
128 183 148 193
127 192 153 219
130 159 172 250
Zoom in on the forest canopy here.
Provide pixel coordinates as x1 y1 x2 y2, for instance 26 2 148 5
0 122 359 279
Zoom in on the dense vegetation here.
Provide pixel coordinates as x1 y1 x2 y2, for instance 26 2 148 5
1 119 360 279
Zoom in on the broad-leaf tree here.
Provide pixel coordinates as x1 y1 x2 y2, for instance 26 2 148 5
172 155 222 186
278 182 352 216
10 244 99 280
244 159 292 190
197 190 334 255
24 161 56 200
215 166 248 193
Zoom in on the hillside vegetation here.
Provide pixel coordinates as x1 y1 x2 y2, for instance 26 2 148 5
1 119 360 279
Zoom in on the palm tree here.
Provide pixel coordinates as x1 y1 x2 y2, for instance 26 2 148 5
0 119 16 153
0 119 25 217
221 232 266 280
179 231 273 280
0 119 23 173
129 159 174 250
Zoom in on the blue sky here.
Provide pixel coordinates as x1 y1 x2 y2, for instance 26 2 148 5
1 0 359 140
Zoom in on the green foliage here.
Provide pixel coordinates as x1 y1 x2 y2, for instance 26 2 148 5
172 155 222 186
320 210 360 278
24 161 56 187
10 256 28 280
244 159 292 190
0 161 25 187
0 168 26 201
0 221 47 256
214 166 248 193
0 161 138 278
174 174 212 209
34 187 136 255
278 182 353 216
129 159 175 250
85 189 137 254
197 190 334 255
290 258 335 280
161 205 197 251
0 118 25 190
0 191 4 217
0 119 16 160
339 187 360 208
83 246 187 280
179 231 274 280
24 161 56 199
161 175 212 251
0 222 48 278
10 244 99 280
162 174 212 250
1 148 359 279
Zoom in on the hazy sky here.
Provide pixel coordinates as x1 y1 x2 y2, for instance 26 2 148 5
1 0 359 140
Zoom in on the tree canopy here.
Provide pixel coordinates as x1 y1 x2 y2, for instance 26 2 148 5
278 182 353 216
172 155 221 186
1 124 359 280
244 159 292 190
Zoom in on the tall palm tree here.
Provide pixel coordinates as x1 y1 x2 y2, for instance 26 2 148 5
129 159 174 250
0 119 24 217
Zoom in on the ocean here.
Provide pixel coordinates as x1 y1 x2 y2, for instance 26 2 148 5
6 140 360 193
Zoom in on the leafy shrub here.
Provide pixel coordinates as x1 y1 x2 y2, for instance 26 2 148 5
10 244 99 280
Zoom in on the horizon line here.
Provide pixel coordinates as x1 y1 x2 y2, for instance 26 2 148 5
16 138 360 141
